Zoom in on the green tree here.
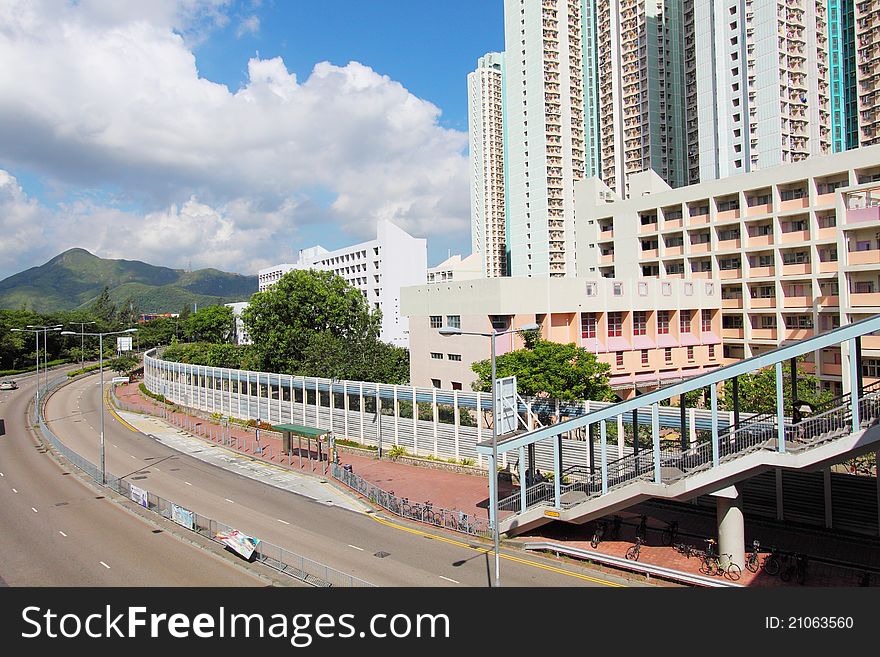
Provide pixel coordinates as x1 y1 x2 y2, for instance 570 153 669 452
471 339 614 402
186 305 235 344
135 316 178 349
241 269 381 374
108 354 139 375
721 359 833 414
89 286 117 328
298 331 409 384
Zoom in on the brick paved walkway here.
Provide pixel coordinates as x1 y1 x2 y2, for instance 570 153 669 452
115 381 880 587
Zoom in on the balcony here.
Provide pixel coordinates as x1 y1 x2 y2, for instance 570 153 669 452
850 292 880 307
860 335 880 351
639 223 658 234
816 227 837 240
817 295 839 308
748 234 773 247
600 254 615 265
751 328 778 340
665 246 684 257
817 261 838 273
750 297 776 309
640 249 659 259
848 204 880 226
690 270 712 279
746 202 772 216
689 214 710 225
781 229 810 243
722 297 744 309
785 328 814 340
717 238 742 251
847 248 880 265
782 262 811 275
749 266 775 277
779 197 809 211
783 295 812 308
722 328 745 339
717 209 741 222
719 268 742 280
821 362 842 376
815 192 839 207
664 218 683 229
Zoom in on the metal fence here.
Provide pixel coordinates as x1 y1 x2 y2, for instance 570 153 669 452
34 375 374 587
331 462 493 539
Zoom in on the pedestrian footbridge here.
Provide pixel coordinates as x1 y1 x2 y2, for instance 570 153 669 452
483 315 880 552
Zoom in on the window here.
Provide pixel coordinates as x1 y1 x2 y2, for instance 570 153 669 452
447 354 462 362
608 312 623 337
855 281 875 294
687 346 695 361
702 310 712 332
680 311 692 333
616 352 624 367
490 315 509 330
863 359 880 378
581 312 597 339
708 345 715 359
658 310 670 334
585 281 597 296
431 353 443 360
451 382 462 391
641 350 649 366
430 316 442 329
633 311 647 336
665 347 673 364
446 315 461 329
431 379 441 388
613 282 623 296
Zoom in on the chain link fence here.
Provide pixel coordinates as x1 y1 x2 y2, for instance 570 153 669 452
34 374 374 587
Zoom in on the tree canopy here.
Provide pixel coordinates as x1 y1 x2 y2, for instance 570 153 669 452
185 304 235 344
471 338 614 402
721 359 833 414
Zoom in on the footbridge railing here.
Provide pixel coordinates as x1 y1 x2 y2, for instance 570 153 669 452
492 314 880 520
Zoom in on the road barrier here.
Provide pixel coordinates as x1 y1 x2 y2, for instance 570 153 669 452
33 374 374 588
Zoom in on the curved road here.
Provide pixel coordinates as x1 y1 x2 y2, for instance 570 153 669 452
43 373 635 587
0 370 275 586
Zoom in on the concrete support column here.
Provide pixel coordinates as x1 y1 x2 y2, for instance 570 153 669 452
715 485 745 569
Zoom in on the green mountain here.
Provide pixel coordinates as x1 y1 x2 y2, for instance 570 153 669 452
0 248 257 313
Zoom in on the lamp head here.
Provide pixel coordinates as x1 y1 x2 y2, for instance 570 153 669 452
438 327 462 336
518 323 540 332
60 331 76 336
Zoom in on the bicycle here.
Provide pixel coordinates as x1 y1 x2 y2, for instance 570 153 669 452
700 539 721 576
660 520 679 546
591 520 607 549
780 552 795 582
625 536 643 561
635 514 648 541
611 515 622 539
762 546 782 576
674 542 697 559
745 540 761 573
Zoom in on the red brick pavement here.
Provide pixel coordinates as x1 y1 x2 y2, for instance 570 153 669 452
115 382 879 587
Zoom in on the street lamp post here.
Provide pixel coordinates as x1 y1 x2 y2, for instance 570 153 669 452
439 321 539 588
61 328 137 485
70 321 96 370
24 324 62 400
10 327 52 410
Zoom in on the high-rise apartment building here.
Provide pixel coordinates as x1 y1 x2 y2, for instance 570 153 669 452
468 53 508 278
854 0 880 145
503 0 585 278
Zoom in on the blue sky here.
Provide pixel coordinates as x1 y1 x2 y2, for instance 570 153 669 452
0 0 505 279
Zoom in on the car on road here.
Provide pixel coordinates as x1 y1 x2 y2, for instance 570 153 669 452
0 380 18 390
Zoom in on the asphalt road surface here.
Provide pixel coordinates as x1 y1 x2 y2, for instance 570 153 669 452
40 372 635 587
0 369 279 586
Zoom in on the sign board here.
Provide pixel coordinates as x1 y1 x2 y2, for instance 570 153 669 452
215 529 260 560
544 510 560 518
171 504 194 530
494 375 518 436
129 485 148 508
117 336 133 352
111 376 129 384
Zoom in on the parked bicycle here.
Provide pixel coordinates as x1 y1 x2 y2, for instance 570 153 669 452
660 520 679 546
745 540 761 573
635 514 648 541
762 546 782 576
698 539 740 580
780 552 808 584
625 536 643 561
674 542 697 559
591 520 607 549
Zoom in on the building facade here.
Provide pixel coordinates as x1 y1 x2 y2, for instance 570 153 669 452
401 276 721 399
468 53 508 278
578 143 880 393
258 220 426 348
426 253 483 285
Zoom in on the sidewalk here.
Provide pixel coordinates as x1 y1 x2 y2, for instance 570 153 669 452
114 382 879 587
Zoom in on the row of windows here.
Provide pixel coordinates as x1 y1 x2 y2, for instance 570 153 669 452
615 344 716 367
429 315 461 329
581 310 713 338
430 353 462 361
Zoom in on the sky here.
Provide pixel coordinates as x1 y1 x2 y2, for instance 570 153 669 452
0 0 505 280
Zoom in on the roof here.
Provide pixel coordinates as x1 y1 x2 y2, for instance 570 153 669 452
271 424 328 438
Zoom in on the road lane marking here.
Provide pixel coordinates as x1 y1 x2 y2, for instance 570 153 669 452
367 514 624 587
59 531 67 537
224 498 235 504
100 561 110 569
347 544 365 551
276 519 290 525
0 472 4 477
12 488 17 493
31 507 38 513
439 576 459 584
184 482 192 486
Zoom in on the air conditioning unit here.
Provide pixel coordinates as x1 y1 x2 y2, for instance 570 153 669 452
598 190 615 202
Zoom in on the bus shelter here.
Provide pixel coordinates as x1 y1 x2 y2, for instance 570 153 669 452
272 423 334 473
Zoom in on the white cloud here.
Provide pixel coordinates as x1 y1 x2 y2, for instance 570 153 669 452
0 0 469 278
235 14 259 38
